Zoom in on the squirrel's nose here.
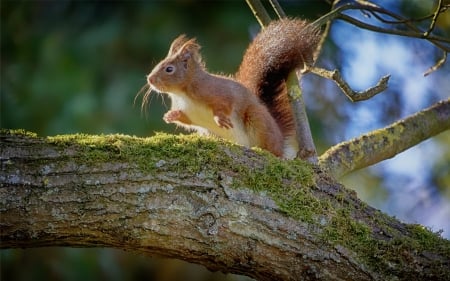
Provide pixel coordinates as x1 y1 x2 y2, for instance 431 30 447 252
147 75 154 85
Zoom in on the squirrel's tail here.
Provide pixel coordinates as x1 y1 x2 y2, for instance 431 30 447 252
236 19 321 139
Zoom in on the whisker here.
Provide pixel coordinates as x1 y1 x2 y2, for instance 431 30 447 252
134 84 149 107
161 94 169 109
141 87 154 118
133 83 153 118
134 79 168 119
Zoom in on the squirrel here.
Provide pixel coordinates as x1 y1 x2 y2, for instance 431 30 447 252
143 18 320 158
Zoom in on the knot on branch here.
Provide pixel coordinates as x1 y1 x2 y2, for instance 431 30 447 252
196 208 219 236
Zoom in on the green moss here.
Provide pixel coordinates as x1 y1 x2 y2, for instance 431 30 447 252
235 155 318 221
407 224 450 256
321 208 372 248
47 133 125 165
319 206 450 278
43 131 317 221
362 226 450 279
45 132 225 174
0 128 38 138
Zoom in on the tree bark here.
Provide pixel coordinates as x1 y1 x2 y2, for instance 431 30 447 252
1 130 449 281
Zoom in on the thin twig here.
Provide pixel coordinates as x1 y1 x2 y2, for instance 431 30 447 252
329 1 450 76
309 67 390 102
424 0 443 37
367 8 446 25
313 3 450 46
335 11 449 75
268 0 286 19
424 51 447 77
312 0 336 62
336 14 450 48
245 0 271 27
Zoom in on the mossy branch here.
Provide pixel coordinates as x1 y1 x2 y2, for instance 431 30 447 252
319 99 450 178
1 130 450 280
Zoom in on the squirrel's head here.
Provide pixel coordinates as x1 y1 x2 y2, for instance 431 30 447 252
147 35 204 94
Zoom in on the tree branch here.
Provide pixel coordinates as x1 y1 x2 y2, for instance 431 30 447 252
319 99 450 178
1 130 450 280
286 72 318 162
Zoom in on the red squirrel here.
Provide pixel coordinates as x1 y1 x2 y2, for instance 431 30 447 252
143 19 320 158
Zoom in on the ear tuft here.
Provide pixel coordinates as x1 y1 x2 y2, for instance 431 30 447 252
167 35 204 68
178 38 203 66
168 34 190 55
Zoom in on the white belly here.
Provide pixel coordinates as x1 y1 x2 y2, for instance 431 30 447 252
169 94 251 147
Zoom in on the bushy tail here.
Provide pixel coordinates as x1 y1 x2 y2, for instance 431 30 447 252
235 19 321 137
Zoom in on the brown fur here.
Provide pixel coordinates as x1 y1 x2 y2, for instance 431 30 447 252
236 19 321 138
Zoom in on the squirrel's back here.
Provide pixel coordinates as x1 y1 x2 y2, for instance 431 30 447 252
236 19 321 141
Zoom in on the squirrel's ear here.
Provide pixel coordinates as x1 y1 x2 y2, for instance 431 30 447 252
178 39 202 67
168 34 189 55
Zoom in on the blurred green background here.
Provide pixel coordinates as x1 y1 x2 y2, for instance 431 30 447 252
1 0 449 280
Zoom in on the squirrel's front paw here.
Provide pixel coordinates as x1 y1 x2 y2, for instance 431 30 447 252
163 110 192 125
163 110 182 123
214 115 233 129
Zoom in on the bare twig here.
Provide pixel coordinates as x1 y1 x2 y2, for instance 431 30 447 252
424 0 443 37
245 0 271 27
366 5 448 26
269 0 286 19
424 51 447 77
312 0 336 61
314 2 450 45
335 11 449 76
335 14 450 48
309 67 390 102
312 2 450 75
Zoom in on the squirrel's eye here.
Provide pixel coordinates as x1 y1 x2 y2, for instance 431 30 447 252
165 65 175 73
